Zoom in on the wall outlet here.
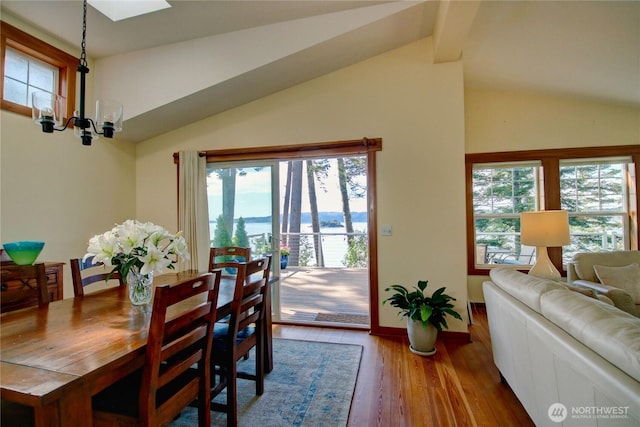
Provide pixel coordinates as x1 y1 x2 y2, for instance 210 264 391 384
381 225 392 236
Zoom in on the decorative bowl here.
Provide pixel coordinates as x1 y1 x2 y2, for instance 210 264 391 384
2 241 45 265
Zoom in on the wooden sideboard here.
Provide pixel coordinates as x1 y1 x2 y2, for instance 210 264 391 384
0 262 65 302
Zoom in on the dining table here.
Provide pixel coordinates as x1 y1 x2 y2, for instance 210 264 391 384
0 270 275 427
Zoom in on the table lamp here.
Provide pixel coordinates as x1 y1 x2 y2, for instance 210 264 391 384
520 210 570 281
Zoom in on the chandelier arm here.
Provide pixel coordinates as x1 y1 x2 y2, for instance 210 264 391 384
52 116 78 132
88 118 106 136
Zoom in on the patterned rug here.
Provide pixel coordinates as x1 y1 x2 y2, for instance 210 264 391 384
169 338 362 427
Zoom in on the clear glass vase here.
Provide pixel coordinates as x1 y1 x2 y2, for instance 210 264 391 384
127 266 154 305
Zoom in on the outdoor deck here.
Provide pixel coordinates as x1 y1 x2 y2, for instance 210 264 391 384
276 266 370 327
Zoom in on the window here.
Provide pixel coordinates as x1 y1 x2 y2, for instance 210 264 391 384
561 158 631 264
466 146 640 275
1 21 77 120
472 162 540 266
4 46 58 107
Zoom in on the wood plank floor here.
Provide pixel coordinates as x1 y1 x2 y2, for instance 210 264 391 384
272 305 535 426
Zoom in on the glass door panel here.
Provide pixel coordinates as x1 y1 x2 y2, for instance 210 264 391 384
206 161 281 319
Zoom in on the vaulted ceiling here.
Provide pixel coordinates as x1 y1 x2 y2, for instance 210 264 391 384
2 1 638 142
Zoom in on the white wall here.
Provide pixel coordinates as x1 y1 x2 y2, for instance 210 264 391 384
0 14 137 298
136 38 470 332
465 88 640 302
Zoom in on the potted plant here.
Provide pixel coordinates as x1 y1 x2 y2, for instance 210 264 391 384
280 243 290 269
383 280 462 356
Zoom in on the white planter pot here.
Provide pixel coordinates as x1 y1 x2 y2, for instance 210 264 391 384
407 319 438 356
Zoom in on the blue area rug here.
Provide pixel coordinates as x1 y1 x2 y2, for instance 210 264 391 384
169 338 362 427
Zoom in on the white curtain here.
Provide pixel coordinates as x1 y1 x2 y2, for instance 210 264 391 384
178 151 210 272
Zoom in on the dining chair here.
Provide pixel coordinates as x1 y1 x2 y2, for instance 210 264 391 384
91 271 220 427
209 246 251 273
210 255 272 427
70 256 125 297
0 263 48 313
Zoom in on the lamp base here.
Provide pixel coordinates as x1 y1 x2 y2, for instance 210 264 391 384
528 246 561 281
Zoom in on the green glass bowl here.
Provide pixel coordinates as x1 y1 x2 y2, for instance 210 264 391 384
2 241 45 265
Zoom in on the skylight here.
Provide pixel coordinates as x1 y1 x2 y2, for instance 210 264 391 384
88 0 171 22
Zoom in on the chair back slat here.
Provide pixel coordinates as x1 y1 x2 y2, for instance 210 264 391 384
138 271 220 426
0 263 49 313
70 256 124 297
209 246 251 272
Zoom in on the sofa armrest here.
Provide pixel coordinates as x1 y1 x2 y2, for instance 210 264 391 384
574 280 639 317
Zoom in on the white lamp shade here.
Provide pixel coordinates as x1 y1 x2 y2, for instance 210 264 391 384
520 210 570 247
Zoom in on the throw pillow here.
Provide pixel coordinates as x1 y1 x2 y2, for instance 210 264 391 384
593 263 640 304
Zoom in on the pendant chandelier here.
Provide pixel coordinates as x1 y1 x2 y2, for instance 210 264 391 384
31 0 123 146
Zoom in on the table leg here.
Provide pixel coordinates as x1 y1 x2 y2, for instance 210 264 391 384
33 404 59 427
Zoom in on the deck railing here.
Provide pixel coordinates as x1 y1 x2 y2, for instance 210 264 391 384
248 231 368 268
477 231 625 266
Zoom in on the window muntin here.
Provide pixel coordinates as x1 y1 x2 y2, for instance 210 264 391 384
473 163 539 266
3 46 58 107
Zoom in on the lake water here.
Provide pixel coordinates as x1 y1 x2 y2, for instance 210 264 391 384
211 222 367 267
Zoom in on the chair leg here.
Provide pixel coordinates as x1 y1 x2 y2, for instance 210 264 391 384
227 362 238 427
199 364 211 427
256 336 264 396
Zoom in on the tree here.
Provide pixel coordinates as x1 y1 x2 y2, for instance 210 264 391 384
337 158 354 244
212 214 232 248
220 168 237 236
288 161 304 266
307 160 328 267
281 161 293 246
343 233 368 267
233 217 250 249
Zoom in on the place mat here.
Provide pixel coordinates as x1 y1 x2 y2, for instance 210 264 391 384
314 312 369 325
169 338 362 426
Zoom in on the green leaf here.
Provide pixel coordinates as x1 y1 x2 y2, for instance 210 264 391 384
420 304 432 323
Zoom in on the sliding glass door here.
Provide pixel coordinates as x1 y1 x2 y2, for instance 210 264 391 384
206 154 372 327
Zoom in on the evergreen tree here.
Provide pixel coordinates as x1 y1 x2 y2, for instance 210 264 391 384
212 214 232 248
233 217 250 250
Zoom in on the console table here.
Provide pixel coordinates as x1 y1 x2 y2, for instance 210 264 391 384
0 260 64 302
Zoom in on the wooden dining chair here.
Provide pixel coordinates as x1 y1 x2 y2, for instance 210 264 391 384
210 255 272 427
209 246 251 273
92 272 221 427
0 263 49 313
70 256 125 297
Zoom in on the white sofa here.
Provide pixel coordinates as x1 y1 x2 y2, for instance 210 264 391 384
568 251 640 317
483 268 640 426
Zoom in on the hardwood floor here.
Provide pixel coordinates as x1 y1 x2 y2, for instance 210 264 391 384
272 305 534 426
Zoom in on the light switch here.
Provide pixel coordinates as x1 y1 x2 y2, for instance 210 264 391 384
381 225 392 236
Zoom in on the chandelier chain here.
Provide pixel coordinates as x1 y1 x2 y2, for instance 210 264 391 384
80 0 88 67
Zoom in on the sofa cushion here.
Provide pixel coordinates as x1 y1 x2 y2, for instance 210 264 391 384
593 263 640 304
563 283 598 299
540 289 640 382
572 251 640 283
489 267 565 313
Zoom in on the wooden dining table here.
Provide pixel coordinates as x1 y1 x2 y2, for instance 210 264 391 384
0 270 274 427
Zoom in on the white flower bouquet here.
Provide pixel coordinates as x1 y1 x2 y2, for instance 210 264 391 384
85 219 190 281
